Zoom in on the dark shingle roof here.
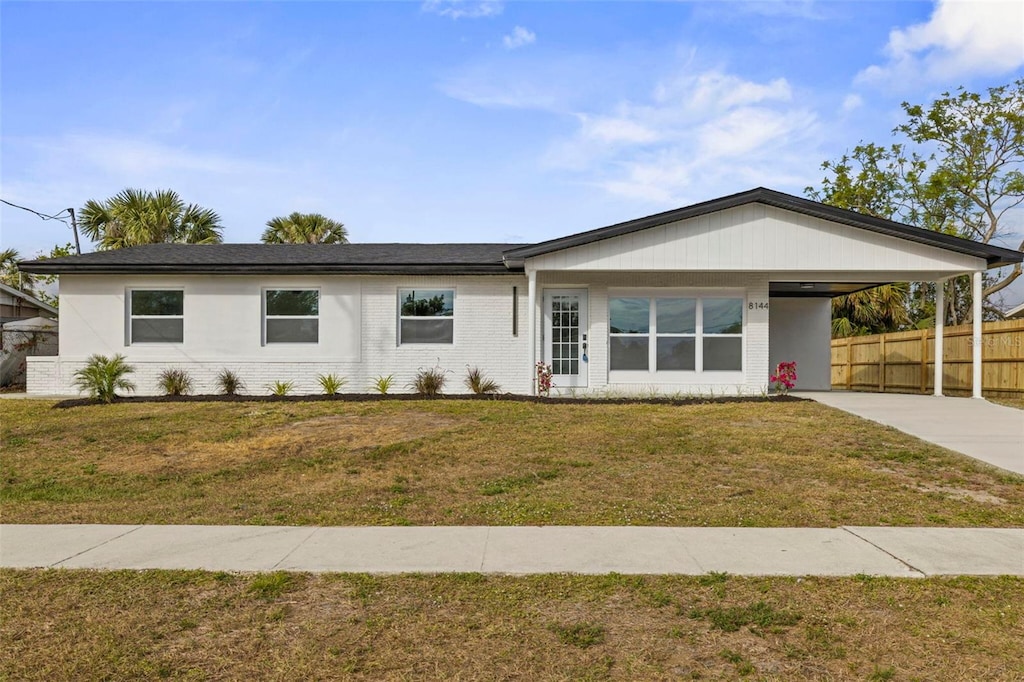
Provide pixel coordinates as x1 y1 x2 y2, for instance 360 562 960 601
18 188 1023 275
19 243 528 275
502 187 1024 268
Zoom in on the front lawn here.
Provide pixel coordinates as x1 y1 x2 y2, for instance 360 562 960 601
2 569 1021 680
2 398 1021 527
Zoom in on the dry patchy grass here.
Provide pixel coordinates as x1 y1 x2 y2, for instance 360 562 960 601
1 399 1022 527
1 569 1021 681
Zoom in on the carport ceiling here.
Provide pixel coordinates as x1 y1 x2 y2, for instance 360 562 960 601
769 281 890 298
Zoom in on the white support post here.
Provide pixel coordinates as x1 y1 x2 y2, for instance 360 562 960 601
934 280 944 397
527 270 537 396
972 271 983 399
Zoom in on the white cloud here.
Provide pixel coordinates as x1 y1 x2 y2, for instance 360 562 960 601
538 70 819 205
502 26 536 50
857 0 1024 85
422 0 503 20
841 94 863 113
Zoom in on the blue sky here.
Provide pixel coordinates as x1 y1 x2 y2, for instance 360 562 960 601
2 1 1023 302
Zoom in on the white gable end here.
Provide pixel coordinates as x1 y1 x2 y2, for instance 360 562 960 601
526 204 986 273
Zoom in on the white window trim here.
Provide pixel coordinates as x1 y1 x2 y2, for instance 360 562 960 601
608 288 745 382
397 287 456 346
126 288 184 346
262 288 320 345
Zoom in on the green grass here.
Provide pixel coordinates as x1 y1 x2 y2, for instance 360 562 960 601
1 398 1021 527
2 569 1021 681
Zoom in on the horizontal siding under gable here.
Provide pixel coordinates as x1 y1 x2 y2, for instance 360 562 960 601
527 205 986 274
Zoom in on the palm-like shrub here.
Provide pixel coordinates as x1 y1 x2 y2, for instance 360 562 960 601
372 374 395 394
413 366 448 396
268 380 294 396
317 373 347 395
216 369 245 395
464 366 501 394
73 354 136 403
158 368 194 396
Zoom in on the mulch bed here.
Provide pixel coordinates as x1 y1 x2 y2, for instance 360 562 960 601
53 393 806 409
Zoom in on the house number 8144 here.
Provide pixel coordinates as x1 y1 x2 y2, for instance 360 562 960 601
748 301 769 310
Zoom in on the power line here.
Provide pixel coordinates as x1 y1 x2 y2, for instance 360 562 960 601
1 199 82 254
0 199 71 224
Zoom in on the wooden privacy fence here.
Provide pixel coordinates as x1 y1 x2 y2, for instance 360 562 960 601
831 319 1024 398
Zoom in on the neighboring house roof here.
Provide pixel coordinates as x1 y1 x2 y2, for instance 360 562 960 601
1004 301 1024 319
18 243 527 275
0 282 58 317
18 188 1023 276
503 187 1024 268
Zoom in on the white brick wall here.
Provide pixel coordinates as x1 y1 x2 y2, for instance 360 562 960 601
33 271 770 397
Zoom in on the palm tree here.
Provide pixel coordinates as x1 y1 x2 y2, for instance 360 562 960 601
831 283 912 338
79 188 224 249
261 212 348 244
0 248 35 292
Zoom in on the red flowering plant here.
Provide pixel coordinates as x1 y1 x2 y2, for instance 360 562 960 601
770 361 798 395
535 361 553 398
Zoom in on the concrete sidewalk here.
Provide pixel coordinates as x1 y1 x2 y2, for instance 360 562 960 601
2 525 1021 577
798 392 1024 476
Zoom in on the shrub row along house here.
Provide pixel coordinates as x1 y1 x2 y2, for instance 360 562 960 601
18 188 1023 397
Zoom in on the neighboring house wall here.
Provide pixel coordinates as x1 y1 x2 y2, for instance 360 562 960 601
768 298 831 391
39 273 529 396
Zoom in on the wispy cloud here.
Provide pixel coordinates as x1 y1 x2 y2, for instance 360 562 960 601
857 0 1024 85
422 0 503 20
538 70 817 204
503 26 536 50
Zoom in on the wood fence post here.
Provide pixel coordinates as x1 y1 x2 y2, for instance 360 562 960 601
846 337 853 390
878 335 886 392
919 328 929 393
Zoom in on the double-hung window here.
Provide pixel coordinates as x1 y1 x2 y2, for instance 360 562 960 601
608 294 743 373
399 289 454 344
128 289 184 344
264 289 319 344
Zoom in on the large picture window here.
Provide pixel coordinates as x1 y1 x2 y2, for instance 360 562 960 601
264 289 319 344
129 289 183 344
399 289 454 344
608 295 742 373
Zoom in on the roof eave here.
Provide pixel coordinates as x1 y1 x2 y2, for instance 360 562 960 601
18 262 522 276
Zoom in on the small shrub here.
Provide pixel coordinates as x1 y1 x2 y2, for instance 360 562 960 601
371 374 395 394
413 365 448 396
535 361 553 397
317 373 347 395
72 354 135 403
464 366 501 394
268 380 294 396
549 622 605 648
216 369 245 395
158 368 193 396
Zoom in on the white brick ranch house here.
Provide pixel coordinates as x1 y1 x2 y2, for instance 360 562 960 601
18 188 1023 397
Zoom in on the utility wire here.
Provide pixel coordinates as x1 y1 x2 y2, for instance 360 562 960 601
2 198 82 254
1 199 71 224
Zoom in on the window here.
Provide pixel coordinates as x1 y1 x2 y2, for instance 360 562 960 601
129 289 183 343
608 295 743 373
264 289 319 344
399 289 454 344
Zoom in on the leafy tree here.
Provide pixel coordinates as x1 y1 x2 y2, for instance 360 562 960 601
0 248 34 292
808 79 1024 326
79 188 224 249
261 212 348 244
26 243 75 307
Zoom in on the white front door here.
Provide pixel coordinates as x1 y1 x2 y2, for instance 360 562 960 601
544 289 589 388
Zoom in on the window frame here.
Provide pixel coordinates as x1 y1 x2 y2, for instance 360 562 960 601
397 287 456 346
607 289 745 379
126 288 184 345
262 288 321 345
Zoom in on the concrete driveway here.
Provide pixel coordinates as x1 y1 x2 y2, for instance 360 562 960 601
799 392 1024 476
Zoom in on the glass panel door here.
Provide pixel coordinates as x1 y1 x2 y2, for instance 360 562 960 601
543 289 588 388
